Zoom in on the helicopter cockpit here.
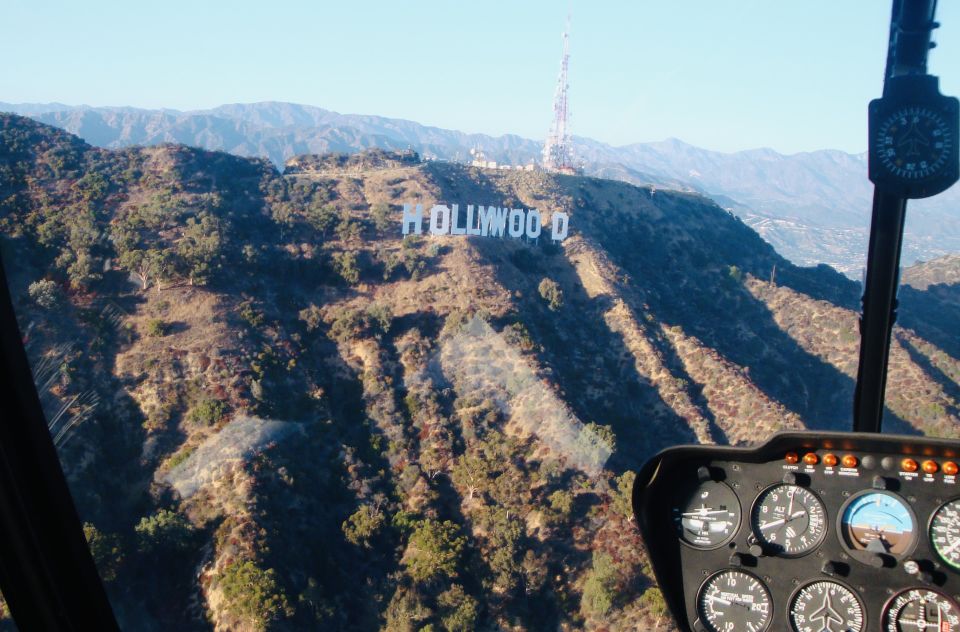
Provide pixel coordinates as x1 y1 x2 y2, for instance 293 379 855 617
632 2 960 630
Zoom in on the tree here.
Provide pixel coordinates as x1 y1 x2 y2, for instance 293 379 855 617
403 519 466 584
28 279 60 309
639 587 669 630
437 584 479 632
333 251 361 285
177 213 222 286
581 551 619 617
298 303 324 332
451 451 493 500
538 278 563 310
342 504 385 548
371 202 393 233
611 471 636 520
119 247 171 292
335 211 362 242
135 509 195 557
306 204 338 237
83 523 123 582
521 550 549 595
217 560 294 630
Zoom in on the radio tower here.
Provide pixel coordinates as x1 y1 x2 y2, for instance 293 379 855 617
542 12 574 173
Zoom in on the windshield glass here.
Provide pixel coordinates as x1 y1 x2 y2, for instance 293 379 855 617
1 2 958 631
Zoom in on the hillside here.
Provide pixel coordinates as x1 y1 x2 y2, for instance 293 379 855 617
5 101 960 276
1 113 958 631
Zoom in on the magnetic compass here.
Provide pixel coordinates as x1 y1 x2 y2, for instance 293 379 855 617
869 75 959 198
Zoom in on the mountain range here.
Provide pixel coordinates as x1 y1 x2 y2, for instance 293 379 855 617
3 101 959 277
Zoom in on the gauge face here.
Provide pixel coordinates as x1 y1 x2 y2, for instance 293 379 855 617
672 480 740 549
697 570 772 632
751 484 827 556
883 588 960 632
840 491 917 556
875 105 954 181
930 499 960 569
789 581 864 632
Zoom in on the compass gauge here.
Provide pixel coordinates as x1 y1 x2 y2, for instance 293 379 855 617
789 581 864 632
875 106 953 181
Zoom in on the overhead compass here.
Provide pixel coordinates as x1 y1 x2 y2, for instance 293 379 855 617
869 75 959 198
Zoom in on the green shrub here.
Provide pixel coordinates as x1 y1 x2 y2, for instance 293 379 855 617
83 523 124 582
217 560 294 630
28 279 60 309
538 278 564 310
187 399 228 426
145 318 168 337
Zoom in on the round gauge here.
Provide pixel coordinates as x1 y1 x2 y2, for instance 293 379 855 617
751 484 827 556
930 498 960 569
839 491 917 557
697 569 772 632
672 480 740 549
789 580 864 632
874 106 954 181
883 588 960 632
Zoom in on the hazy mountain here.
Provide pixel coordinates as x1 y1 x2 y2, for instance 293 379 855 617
3 100 959 276
2 114 958 630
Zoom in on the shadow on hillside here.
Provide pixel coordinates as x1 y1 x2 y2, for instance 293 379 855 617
900 283 960 360
897 331 960 416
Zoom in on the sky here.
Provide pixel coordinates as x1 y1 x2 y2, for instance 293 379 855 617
3 0 959 155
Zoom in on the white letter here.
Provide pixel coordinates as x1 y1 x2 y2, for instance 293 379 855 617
525 209 542 239
480 206 508 237
429 204 450 235
450 204 466 235
508 209 525 238
402 204 423 235
466 205 482 235
551 211 569 241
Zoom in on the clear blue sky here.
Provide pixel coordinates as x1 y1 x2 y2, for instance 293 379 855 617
3 0 959 154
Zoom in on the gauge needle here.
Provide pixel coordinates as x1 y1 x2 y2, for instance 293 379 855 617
704 595 731 606
942 538 960 556
760 511 806 530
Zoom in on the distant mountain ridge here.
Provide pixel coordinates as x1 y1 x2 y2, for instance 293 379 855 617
3 100 959 275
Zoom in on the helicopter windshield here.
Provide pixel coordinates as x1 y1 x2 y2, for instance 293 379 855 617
0 2 958 630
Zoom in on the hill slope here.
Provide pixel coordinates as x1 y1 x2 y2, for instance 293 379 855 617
1 114 958 631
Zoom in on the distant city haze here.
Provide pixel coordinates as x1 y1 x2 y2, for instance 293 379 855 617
3 1 960 154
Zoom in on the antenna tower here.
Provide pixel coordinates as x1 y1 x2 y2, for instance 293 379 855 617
543 12 573 172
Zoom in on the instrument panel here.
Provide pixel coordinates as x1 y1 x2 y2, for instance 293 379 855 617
632 431 960 632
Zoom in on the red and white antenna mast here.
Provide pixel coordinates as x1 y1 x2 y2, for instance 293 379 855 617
543 10 573 173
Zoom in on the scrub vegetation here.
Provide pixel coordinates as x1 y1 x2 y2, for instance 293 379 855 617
1 113 958 631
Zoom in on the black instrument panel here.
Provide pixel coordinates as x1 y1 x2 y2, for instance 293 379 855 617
632 431 960 632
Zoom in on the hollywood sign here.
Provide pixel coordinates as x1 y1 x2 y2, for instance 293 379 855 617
400 204 570 242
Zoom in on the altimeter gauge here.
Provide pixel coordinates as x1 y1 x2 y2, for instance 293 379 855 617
930 498 960 569
789 580 864 632
883 588 960 632
751 484 827 556
697 570 772 632
673 480 740 549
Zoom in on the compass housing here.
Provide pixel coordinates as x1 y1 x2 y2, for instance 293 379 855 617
868 74 959 198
